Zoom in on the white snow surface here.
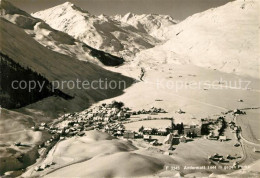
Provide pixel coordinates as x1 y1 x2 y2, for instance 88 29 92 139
114 12 177 40
134 0 260 78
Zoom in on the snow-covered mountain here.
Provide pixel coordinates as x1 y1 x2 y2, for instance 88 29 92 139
114 13 177 40
32 2 175 59
134 0 260 78
0 0 124 66
0 17 133 113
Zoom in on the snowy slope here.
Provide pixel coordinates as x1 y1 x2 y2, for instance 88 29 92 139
32 2 161 59
0 18 133 114
114 13 177 40
0 0 124 66
134 0 260 78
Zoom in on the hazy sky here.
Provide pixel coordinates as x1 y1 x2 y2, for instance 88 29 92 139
8 0 234 20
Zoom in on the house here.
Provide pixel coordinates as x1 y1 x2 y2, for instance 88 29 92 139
150 140 159 146
219 136 227 142
143 127 153 135
143 135 152 141
157 128 168 136
233 109 246 115
40 122 46 127
233 162 239 169
104 117 111 122
117 111 125 117
115 130 123 136
39 126 45 131
164 133 173 144
207 132 218 140
176 109 185 114
123 131 135 139
173 130 179 136
184 125 201 136
179 136 187 143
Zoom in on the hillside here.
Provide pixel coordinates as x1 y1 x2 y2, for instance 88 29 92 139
0 18 133 115
32 2 168 59
0 0 124 66
134 0 260 78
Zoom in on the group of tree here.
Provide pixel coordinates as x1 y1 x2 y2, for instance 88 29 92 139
0 53 72 109
111 100 124 109
172 122 184 134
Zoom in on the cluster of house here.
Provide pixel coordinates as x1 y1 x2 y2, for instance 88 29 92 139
136 121 203 147
132 107 167 115
183 125 201 137
201 117 228 141
34 162 55 172
164 133 187 145
208 153 239 169
31 101 232 153
232 109 246 115
31 101 170 145
229 121 240 133
104 123 127 136
228 121 241 146
142 127 170 136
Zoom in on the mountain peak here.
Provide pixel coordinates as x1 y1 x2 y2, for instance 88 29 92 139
123 12 135 20
62 1 75 7
57 1 89 14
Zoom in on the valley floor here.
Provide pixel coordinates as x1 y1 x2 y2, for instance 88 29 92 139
1 63 260 177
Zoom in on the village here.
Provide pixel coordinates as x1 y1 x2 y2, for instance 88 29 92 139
23 101 249 172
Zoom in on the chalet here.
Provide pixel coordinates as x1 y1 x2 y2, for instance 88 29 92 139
219 136 227 142
41 122 46 127
183 125 201 136
233 162 239 169
179 136 187 143
143 135 152 141
150 140 159 146
105 104 113 108
143 127 153 135
112 108 120 113
115 130 123 136
172 130 179 136
117 111 125 117
233 109 246 115
123 131 135 139
157 128 168 136
207 132 218 140
39 126 45 131
176 109 185 114
34 166 41 172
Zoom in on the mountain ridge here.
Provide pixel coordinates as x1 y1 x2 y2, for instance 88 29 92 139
0 17 133 115
0 0 124 66
134 0 260 78
32 2 176 59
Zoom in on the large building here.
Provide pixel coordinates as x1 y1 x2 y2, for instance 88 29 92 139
183 125 201 136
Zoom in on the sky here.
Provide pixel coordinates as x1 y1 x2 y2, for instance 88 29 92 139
8 0 234 20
